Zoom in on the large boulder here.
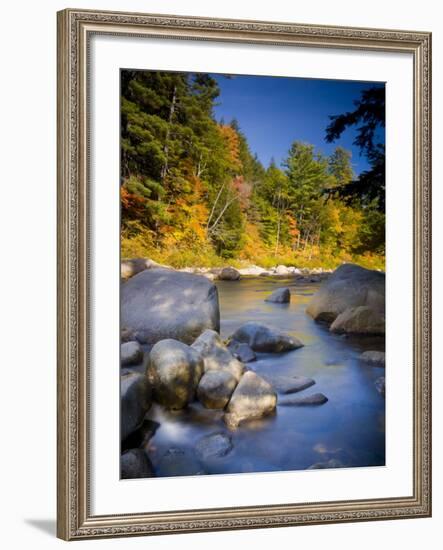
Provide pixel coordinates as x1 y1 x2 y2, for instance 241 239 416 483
224 371 277 429
227 340 256 363
275 265 290 276
218 267 241 281
197 370 238 409
238 265 267 276
330 306 385 335
121 449 154 479
306 263 385 327
192 330 245 381
265 287 291 303
148 339 204 409
121 269 220 344
121 257 167 280
121 371 152 442
229 322 303 353
121 341 143 366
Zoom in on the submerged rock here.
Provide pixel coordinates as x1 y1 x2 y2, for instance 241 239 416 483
157 447 205 477
121 371 152 442
121 341 143 366
148 339 204 409
218 267 241 281
121 269 220 345
230 322 303 353
360 350 386 366
279 392 328 407
307 458 344 469
261 374 315 394
375 376 386 396
306 263 385 331
330 306 385 335
192 329 244 381
224 371 277 429
197 370 238 409
265 287 291 303
227 340 256 363
121 448 154 479
195 432 233 461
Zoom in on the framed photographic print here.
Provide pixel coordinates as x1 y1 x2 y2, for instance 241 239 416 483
57 8 432 540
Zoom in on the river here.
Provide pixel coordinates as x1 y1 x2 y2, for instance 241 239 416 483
144 275 385 476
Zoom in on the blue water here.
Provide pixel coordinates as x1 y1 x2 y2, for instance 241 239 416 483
144 276 385 476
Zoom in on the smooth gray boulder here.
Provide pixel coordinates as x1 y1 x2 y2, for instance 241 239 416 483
227 340 256 363
192 330 244 381
229 322 303 353
260 374 315 395
148 339 204 409
121 371 152 442
275 265 290 276
265 287 291 303
279 392 328 407
197 370 238 409
306 263 385 327
121 257 167 280
224 371 277 429
121 449 154 479
330 306 385 335
157 448 205 477
360 350 386 366
218 267 241 281
121 341 143 366
195 432 233 461
121 269 220 344
238 265 267 276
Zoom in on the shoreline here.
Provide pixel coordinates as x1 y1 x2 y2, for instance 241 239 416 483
121 258 341 282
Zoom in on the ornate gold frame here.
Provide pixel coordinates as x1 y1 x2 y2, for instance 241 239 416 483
57 8 432 540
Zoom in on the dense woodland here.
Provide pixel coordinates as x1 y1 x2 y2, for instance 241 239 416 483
121 71 385 269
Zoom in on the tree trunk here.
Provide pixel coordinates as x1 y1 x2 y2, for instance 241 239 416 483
295 208 304 250
161 84 177 181
206 182 226 231
275 188 282 256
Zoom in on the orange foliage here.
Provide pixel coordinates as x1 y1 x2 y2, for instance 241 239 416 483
286 213 299 246
121 186 146 219
219 125 242 172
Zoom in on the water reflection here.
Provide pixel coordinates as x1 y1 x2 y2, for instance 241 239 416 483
145 276 385 475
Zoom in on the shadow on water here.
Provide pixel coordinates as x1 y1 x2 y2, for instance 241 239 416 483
145 276 385 475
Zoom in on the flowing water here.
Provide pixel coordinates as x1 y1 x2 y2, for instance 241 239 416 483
144 276 385 476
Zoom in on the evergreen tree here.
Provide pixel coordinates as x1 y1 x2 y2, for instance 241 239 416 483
325 86 385 209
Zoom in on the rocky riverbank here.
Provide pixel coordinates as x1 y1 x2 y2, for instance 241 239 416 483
120 261 385 479
121 258 333 283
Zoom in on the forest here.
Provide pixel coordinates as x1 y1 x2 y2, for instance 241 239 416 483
120 71 385 270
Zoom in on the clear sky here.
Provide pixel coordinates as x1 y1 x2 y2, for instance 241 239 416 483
211 74 385 176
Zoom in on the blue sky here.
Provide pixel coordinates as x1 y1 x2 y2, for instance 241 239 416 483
211 74 385 176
